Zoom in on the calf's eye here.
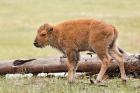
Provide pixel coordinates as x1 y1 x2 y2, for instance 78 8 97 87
40 33 46 36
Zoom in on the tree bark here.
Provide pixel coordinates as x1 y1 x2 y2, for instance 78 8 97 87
0 54 140 77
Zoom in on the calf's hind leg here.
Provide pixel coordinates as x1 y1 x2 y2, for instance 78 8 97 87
93 47 112 83
66 49 79 83
109 45 127 82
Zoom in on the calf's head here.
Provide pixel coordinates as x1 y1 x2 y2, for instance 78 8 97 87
34 24 53 48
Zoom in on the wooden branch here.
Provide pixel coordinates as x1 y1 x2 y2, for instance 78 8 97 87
0 54 140 77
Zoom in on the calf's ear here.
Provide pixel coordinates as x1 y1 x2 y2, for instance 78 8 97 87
48 27 53 33
43 23 53 33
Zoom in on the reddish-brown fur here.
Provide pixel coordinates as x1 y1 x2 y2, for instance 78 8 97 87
34 19 126 83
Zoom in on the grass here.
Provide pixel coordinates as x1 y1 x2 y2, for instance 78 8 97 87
0 0 140 93
0 76 140 93
0 0 140 60
0 77 140 93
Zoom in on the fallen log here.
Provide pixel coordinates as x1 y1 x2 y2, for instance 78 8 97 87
0 54 140 77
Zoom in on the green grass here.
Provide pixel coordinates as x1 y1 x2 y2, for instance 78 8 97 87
0 76 140 93
0 0 140 93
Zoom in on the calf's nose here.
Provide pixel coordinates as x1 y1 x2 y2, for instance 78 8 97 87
33 42 38 46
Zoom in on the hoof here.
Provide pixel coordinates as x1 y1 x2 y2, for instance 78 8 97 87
122 79 127 85
90 79 107 87
68 78 75 84
68 81 75 84
121 77 128 85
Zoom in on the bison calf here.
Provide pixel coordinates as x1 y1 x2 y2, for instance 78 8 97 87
34 19 126 83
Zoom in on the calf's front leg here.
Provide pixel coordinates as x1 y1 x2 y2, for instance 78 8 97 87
66 49 79 83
